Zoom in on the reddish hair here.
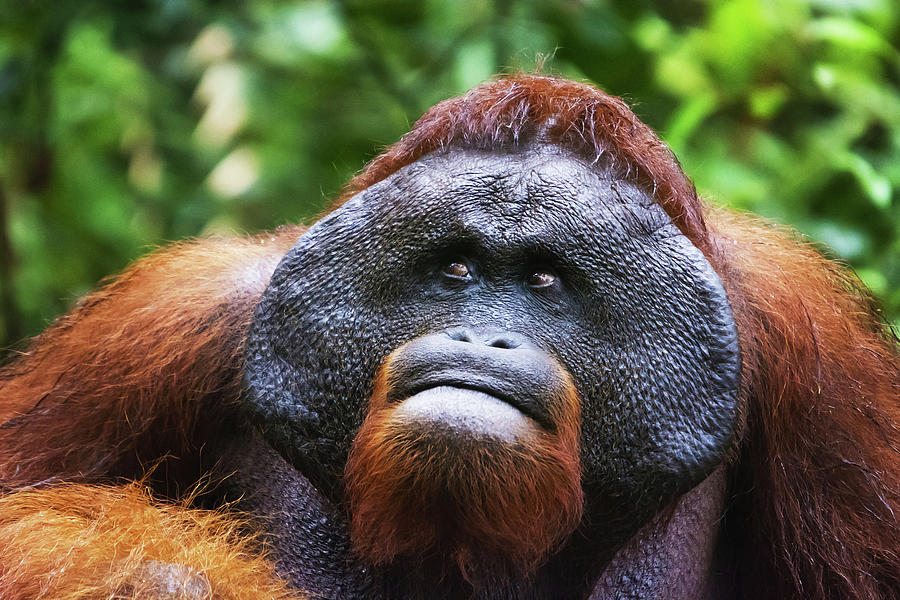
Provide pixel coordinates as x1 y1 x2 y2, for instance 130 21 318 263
336 74 899 598
707 209 900 598
0 483 301 599
0 74 896 598
0 229 306 597
334 74 707 249
344 349 583 584
0 227 304 488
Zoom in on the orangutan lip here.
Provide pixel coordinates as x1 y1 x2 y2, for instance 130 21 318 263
399 380 552 430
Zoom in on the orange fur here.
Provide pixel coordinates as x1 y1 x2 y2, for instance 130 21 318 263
333 75 706 249
0 483 303 599
0 228 304 599
334 74 899 597
707 208 900 598
0 227 303 488
0 74 896 598
344 350 583 584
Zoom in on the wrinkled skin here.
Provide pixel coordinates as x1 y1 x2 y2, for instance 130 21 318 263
235 144 741 599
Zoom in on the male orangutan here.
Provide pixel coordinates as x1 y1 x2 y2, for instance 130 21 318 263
0 75 897 600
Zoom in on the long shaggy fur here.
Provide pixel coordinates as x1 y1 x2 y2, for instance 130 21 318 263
335 74 900 599
0 227 303 597
344 356 583 583
0 483 303 599
708 208 900 598
0 74 896 598
0 227 303 487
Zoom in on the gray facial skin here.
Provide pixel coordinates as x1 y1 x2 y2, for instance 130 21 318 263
239 144 741 599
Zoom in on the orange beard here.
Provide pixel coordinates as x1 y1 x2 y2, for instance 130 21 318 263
344 358 583 584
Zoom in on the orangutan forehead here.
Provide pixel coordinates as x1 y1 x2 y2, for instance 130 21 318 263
365 145 655 221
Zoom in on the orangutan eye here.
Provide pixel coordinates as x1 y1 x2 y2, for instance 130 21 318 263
442 261 471 280
526 271 556 288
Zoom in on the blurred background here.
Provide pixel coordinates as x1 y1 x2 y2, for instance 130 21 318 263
0 0 898 347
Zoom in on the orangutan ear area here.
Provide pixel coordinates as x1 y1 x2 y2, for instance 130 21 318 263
0 75 897 600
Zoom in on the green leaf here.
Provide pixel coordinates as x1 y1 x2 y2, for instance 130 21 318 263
665 92 717 153
841 152 893 208
805 17 893 56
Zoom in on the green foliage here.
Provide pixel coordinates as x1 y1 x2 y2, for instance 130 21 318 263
1 0 898 346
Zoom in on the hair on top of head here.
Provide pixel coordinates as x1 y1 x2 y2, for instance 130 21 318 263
334 74 706 248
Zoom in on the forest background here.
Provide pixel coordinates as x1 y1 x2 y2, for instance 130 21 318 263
1 0 898 347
